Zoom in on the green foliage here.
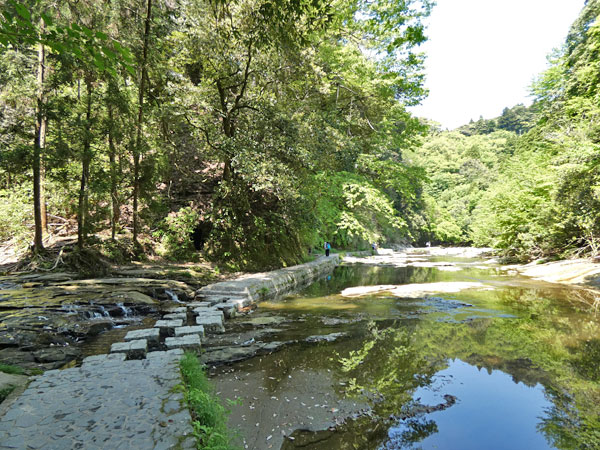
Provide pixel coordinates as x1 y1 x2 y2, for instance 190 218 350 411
0 0 432 268
457 104 538 137
412 130 517 245
313 171 407 248
437 1 600 259
0 363 25 375
0 185 32 246
0 386 15 403
154 206 201 261
179 353 236 450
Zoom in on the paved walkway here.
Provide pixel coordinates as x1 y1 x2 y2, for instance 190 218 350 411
0 351 194 450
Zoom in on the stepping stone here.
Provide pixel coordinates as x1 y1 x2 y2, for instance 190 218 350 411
124 328 160 346
166 307 187 313
213 303 236 319
193 309 225 321
165 335 201 350
146 348 184 359
196 315 225 333
110 339 147 359
187 301 212 309
154 319 183 337
163 312 187 320
174 326 205 339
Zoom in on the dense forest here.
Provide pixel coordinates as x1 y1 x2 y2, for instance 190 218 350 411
0 0 599 270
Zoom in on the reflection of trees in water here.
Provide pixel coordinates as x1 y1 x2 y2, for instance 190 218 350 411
335 315 600 449
338 322 442 416
301 265 436 298
539 387 600 450
495 286 600 316
382 416 438 449
569 338 600 382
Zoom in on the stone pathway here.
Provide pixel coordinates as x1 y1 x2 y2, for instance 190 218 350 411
0 350 194 450
0 255 341 449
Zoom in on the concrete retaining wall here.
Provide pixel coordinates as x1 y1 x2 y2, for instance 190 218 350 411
196 255 341 305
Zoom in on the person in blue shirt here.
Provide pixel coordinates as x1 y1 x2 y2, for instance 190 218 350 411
324 241 331 257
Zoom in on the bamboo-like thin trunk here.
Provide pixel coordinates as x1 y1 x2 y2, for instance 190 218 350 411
133 0 153 247
108 103 119 240
77 77 93 249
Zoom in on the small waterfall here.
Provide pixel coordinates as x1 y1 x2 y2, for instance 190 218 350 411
165 289 184 303
98 305 111 317
116 302 133 318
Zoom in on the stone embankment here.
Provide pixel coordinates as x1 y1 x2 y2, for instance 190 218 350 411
196 254 340 303
0 255 341 449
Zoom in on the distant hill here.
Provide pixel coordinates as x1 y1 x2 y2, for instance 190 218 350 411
456 103 539 136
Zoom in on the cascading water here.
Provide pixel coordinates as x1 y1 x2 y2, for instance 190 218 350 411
165 289 184 303
116 302 133 318
98 305 110 318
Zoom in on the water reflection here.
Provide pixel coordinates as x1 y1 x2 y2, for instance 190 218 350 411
383 359 553 450
224 258 600 449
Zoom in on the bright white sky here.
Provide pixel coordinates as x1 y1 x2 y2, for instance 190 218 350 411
410 0 586 129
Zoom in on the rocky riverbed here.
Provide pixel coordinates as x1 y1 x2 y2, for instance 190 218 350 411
0 264 213 371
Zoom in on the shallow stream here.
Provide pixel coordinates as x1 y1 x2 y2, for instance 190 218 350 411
212 250 600 449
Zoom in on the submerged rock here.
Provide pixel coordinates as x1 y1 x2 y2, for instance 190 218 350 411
305 332 347 343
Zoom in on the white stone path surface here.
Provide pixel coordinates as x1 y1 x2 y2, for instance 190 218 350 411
0 351 194 450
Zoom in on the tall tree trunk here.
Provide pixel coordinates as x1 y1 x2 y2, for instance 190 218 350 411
108 103 119 240
33 20 47 252
77 77 93 249
133 0 152 247
40 138 48 235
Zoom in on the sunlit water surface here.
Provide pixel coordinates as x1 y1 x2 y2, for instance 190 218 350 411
215 252 600 450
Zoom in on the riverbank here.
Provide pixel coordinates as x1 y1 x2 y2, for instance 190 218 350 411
506 258 600 288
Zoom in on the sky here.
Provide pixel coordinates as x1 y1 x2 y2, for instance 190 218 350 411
410 0 586 129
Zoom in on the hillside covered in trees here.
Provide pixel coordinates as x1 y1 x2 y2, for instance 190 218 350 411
0 0 599 269
417 0 600 261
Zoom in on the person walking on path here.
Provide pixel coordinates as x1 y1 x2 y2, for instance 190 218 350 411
324 241 331 257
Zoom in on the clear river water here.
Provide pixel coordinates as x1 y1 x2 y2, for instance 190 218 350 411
211 249 600 450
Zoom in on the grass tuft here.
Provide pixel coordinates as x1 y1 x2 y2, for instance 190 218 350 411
180 352 238 450
0 364 25 375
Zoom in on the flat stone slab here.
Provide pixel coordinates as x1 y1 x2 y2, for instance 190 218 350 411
175 325 205 339
165 335 201 350
124 328 160 346
82 353 126 368
0 352 192 449
212 303 236 319
154 319 183 336
163 312 187 320
187 301 212 308
193 309 224 321
196 316 225 334
110 339 147 359
166 307 187 313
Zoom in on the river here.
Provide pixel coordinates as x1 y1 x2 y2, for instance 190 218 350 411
211 248 600 449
